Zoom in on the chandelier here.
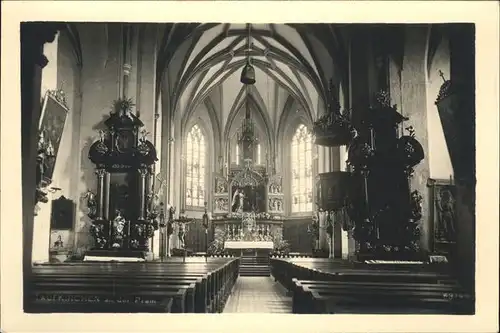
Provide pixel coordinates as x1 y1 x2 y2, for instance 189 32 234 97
237 85 258 147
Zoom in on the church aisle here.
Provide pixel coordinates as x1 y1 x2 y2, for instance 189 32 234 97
223 276 292 313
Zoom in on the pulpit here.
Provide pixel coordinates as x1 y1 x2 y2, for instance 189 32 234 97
83 98 158 261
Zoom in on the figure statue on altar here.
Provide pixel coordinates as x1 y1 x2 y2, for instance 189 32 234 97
231 188 244 212
112 210 127 248
178 224 186 248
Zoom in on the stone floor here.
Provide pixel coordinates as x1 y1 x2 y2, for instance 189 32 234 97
223 276 292 313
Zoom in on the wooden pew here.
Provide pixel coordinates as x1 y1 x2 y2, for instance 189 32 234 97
29 289 180 313
271 258 454 292
29 258 239 313
33 275 206 313
291 279 472 314
270 258 473 314
33 257 240 312
32 280 196 313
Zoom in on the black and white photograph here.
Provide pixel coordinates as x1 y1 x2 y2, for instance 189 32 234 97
1 2 499 333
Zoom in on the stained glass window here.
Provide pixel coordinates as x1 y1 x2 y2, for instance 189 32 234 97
291 124 313 213
185 125 206 207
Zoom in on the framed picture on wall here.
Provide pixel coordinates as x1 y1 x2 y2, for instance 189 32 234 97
38 89 69 184
428 178 457 255
50 195 75 230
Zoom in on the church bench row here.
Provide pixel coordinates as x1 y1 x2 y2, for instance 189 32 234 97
32 274 221 313
28 258 239 313
30 260 237 312
290 279 473 314
270 258 455 290
275 257 453 273
29 292 175 313
30 266 237 313
33 261 239 307
269 259 472 314
31 287 191 313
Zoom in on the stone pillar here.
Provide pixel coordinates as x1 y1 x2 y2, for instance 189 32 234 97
317 146 327 252
400 26 431 253
32 192 53 263
443 24 475 292
21 23 61 305
349 27 371 126
339 145 350 259
346 27 371 259
32 33 59 264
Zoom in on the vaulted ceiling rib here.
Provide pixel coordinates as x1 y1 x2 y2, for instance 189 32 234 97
157 23 345 135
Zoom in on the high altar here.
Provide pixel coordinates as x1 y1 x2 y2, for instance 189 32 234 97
212 160 284 255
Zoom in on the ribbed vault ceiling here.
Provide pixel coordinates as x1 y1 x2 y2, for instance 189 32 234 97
157 23 348 134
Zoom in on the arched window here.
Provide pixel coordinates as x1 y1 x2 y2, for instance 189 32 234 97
291 124 313 213
185 125 206 207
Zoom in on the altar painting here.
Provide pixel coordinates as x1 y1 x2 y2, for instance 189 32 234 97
231 184 266 213
39 90 69 182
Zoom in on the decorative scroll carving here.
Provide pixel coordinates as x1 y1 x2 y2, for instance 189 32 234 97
231 168 264 188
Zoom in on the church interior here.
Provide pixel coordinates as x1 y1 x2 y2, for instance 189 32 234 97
20 22 476 314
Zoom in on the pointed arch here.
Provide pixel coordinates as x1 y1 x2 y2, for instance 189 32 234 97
184 123 208 208
290 124 314 213
203 96 223 158
277 96 316 215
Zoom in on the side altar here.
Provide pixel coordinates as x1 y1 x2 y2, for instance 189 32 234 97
83 98 159 261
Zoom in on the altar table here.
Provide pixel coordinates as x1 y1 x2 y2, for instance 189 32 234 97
224 241 274 249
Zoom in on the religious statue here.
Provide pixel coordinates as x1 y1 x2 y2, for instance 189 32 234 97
167 206 175 236
98 129 106 143
53 235 64 249
84 190 97 219
436 188 456 240
168 206 176 221
35 130 54 204
140 129 149 142
112 210 127 248
216 178 226 194
178 223 186 248
231 188 244 212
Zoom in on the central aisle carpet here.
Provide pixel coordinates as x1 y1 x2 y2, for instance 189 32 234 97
223 276 292 313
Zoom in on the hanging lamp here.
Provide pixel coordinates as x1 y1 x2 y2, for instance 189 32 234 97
240 24 256 85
